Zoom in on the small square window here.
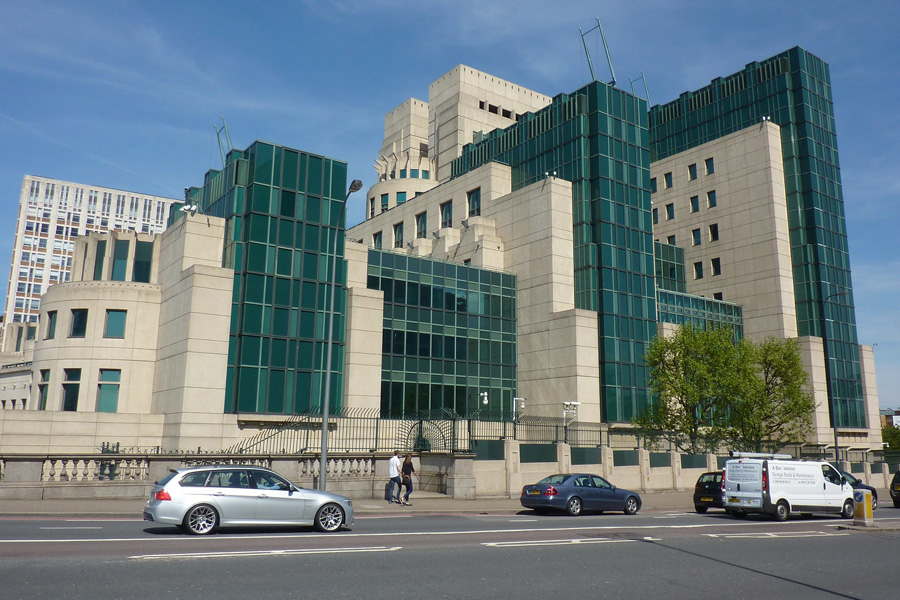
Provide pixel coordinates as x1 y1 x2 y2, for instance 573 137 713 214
690 196 699 213
705 158 715 175
713 292 723 300
688 164 698 180
692 228 701 246
70 309 88 338
709 223 719 241
693 262 704 280
667 235 676 245
712 257 722 276
664 172 673 188
665 203 674 220
707 190 717 208
104 309 127 338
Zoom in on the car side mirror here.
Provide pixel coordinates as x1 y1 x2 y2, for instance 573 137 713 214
840 477 847 485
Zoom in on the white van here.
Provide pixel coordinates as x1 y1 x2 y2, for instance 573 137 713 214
723 452 854 521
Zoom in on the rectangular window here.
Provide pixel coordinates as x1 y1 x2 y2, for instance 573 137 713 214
709 223 719 241
97 369 121 413
397 191 407 205
381 194 389 213
440 201 453 229
652 207 658 224
369 198 375 218
112 239 129 281
399 169 407 179
711 257 722 276
692 229 701 246
690 195 699 213
93 240 107 280
393 222 404 248
132 240 153 283
688 164 698 180
713 292 723 300
70 309 88 338
664 172 673 188
467 188 481 217
707 190 717 208
421 170 429 180
650 178 657 193
666 235 676 245
38 369 50 410
665 203 674 220
373 232 382 250
705 157 715 175
410 169 419 178
104 309 127 338
62 368 81 411
693 262 704 280
46 311 57 339
26 325 36 341
416 212 427 239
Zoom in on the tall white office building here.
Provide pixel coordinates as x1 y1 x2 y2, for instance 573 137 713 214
3 175 180 342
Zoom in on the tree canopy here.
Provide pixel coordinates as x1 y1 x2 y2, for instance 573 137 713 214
635 324 816 454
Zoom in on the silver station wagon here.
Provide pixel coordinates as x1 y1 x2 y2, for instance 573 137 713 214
143 465 354 534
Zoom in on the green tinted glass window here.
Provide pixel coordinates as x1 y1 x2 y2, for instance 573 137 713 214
70 309 88 338
133 241 153 283
93 240 106 280
112 239 129 281
104 310 127 338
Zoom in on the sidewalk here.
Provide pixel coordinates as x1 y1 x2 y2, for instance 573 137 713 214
0 489 696 518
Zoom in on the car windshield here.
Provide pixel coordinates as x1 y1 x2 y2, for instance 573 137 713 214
840 471 859 485
537 474 571 485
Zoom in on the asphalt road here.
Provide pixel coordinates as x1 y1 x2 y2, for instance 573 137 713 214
2 508 899 600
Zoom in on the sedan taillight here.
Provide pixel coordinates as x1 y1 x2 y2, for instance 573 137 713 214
544 486 558 496
154 490 172 501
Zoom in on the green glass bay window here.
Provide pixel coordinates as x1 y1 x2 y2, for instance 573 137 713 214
367 249 517 420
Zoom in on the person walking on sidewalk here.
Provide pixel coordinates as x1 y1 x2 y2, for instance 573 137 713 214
400 453 421 506
388 450 403 504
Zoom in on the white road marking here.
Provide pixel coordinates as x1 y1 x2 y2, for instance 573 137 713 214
484 538 638 548
703 531 850 539
130 546 402 560
40 526 103 530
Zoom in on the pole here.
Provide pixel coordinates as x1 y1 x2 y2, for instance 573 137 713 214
320 180 362 491
820 290 848 465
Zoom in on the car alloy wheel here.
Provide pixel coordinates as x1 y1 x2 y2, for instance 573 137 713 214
624 496 639 515
566 497 583 516
184 504 218 535
314 503 345 532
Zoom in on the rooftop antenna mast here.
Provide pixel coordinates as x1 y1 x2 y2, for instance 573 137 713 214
629 72 652 105
215 117 234 167
579 18 616 86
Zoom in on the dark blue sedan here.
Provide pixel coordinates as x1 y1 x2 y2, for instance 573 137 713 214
520 473 642 516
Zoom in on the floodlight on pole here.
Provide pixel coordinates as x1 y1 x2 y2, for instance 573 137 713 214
320 178 364 491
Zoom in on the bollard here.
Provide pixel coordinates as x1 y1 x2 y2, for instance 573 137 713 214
853 489 874 527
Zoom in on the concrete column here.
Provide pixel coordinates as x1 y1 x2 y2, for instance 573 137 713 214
505 439 521 498
671 451 684 490
557 442 571 474
638 449 651 491
600 447 614 479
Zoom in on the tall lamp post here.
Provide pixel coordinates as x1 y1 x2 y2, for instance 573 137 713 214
319 179 363 491
820 290 849 465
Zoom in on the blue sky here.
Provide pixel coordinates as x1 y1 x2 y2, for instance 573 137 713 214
1 1 897 409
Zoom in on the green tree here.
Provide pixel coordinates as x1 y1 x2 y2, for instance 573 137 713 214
635 324 751 454
882 423 900 451
724 337 816 453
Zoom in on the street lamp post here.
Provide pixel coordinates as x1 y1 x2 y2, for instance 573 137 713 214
319 179 363 491
820 290 849 465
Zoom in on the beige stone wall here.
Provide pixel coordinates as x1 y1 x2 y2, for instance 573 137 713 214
651 121 797 341
343 242 384 412
428 65 550 181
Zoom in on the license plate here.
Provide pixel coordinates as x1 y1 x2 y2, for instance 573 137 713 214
728 497 741 503
528 490 541 496
700 497 713 502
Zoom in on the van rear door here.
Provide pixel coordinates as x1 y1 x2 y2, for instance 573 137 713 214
724 459 763 510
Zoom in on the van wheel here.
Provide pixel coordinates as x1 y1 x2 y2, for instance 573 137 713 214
841 499 854 519
732 510 747 519
695 505 708 514
774 501 790 522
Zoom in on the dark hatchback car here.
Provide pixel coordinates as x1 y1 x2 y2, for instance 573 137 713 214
838 470 878 510
520 473 641 516
693 471 724 513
